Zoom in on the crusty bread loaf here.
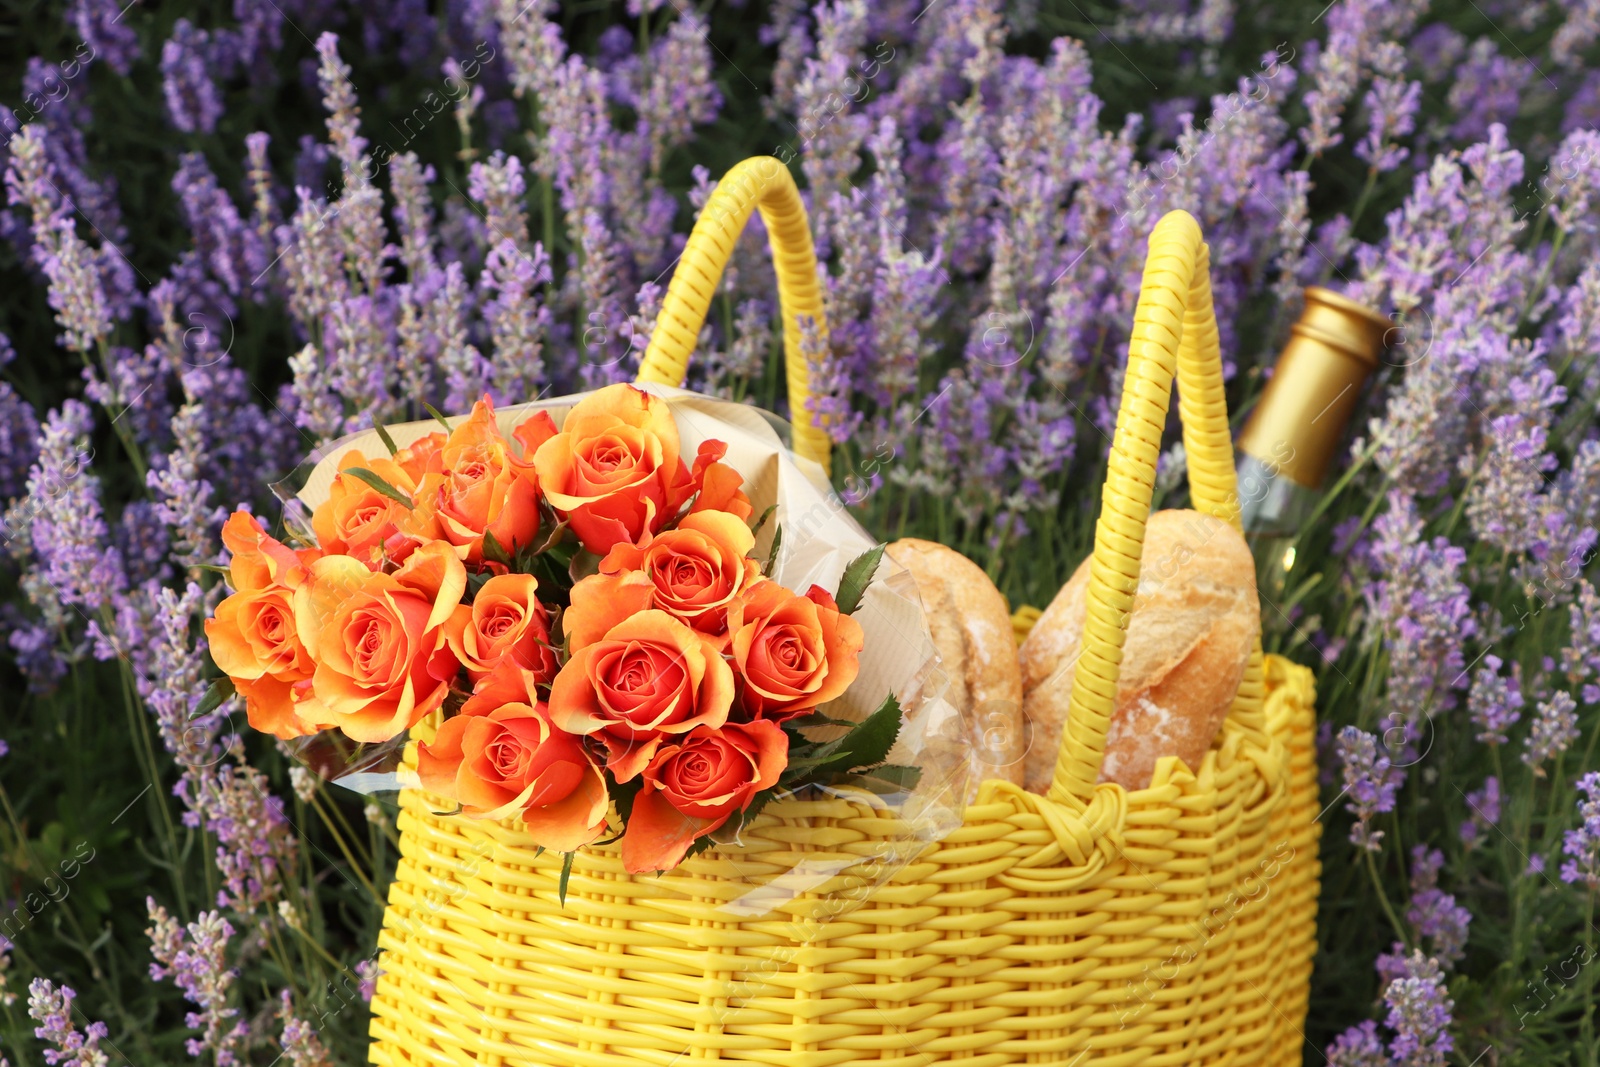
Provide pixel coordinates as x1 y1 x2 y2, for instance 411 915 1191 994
886 538 1025 787
1018 509 1258 793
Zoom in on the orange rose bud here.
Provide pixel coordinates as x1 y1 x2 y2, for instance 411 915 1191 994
513 410 559 459
293 541 467 742
532 383 695 556
547 608 734 782
311 451 424 567
408 396 541 567
220 510 316 592
727 581 865 721
393 431 447 482
687 440 753 522
597 510 760 639
445 572 557 682
207 512 320 739
621 720 786 873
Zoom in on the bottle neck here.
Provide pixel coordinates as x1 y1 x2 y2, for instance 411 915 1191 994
1236 287 1387 494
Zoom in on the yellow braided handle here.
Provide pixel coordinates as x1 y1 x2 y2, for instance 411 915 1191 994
1048 210 1267 809
634 156 831 473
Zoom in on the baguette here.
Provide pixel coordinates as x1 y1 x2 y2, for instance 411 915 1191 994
886 538 1025 787
1018 509 1258 793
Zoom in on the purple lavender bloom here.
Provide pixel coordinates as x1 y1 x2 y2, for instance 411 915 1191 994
1468 656 1523 745
575 210 630 388
278 185 351 336
1460 776 1501 849
25 401 125 615
1560 771 1600 890
67 0 140 75
1383 951 1455 1066
6 615 68 692
1406 846 1470 967
39 217 114 354
1363 494 1476 719
1338 726 1401 851
433 262 490 410
138 583 217 763
636 9 721 176
1524 691 1580 773
1447 39 1531 143
26 979 112 1067
1565 71 1600 134
480 238 552 400
497 0 566 105
468 152 532 254
1410 23 1467 83
1354 43 1419 174
173 153 270 306
1546 129 1600 239
355 958 381 1002
0 337 41 502
1467 415 1558 556
161 20 225 135
315 33 368 183
278 988 334 1067
1327 1019 1385 1067
799 313 861 445
391 153 439 280
1564 580 1600 694
174 763 296 914
119 501 172 587
146 901 246 1064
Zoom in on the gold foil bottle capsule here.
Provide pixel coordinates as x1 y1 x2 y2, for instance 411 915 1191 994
1236 286 1390 539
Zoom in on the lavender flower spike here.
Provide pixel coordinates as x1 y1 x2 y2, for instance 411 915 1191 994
161 19 224 135
146 901 246 1064
1383 951 1455 1066
1337 726 1399 851
25 401 124 615
1560 771 1600 890
26 979 112 1067
1467 655 1523 746
278 989 335 1067
1524 691 1580 774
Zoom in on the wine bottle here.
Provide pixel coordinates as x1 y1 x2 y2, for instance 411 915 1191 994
1236 286 1390 602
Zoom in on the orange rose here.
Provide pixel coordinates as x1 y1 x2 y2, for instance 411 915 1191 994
311 451 427 567
206 512 321 739
532 383 696 556
584 510 761 639
621 720 787 873
547 608 734 781
408 397 541 566
445 572 557 682
416 670 607 852
726 581 864 721
294 541 467 742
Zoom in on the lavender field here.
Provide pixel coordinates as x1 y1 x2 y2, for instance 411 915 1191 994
1 0 1598 1063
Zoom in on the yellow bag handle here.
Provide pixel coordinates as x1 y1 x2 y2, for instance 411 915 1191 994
1047 210 1267 809
635 156 832 473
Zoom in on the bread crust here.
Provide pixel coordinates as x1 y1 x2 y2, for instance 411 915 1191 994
886 538 1025 786
1018 510 1259 793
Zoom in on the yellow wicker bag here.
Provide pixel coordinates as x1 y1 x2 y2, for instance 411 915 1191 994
366 157 1322 1067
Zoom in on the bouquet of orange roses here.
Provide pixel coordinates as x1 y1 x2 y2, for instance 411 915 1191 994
203 383 952 876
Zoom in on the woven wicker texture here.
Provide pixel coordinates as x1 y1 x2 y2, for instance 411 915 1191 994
367 161 1323 1067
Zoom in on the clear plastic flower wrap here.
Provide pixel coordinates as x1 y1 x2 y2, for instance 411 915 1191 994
257 384 972 918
